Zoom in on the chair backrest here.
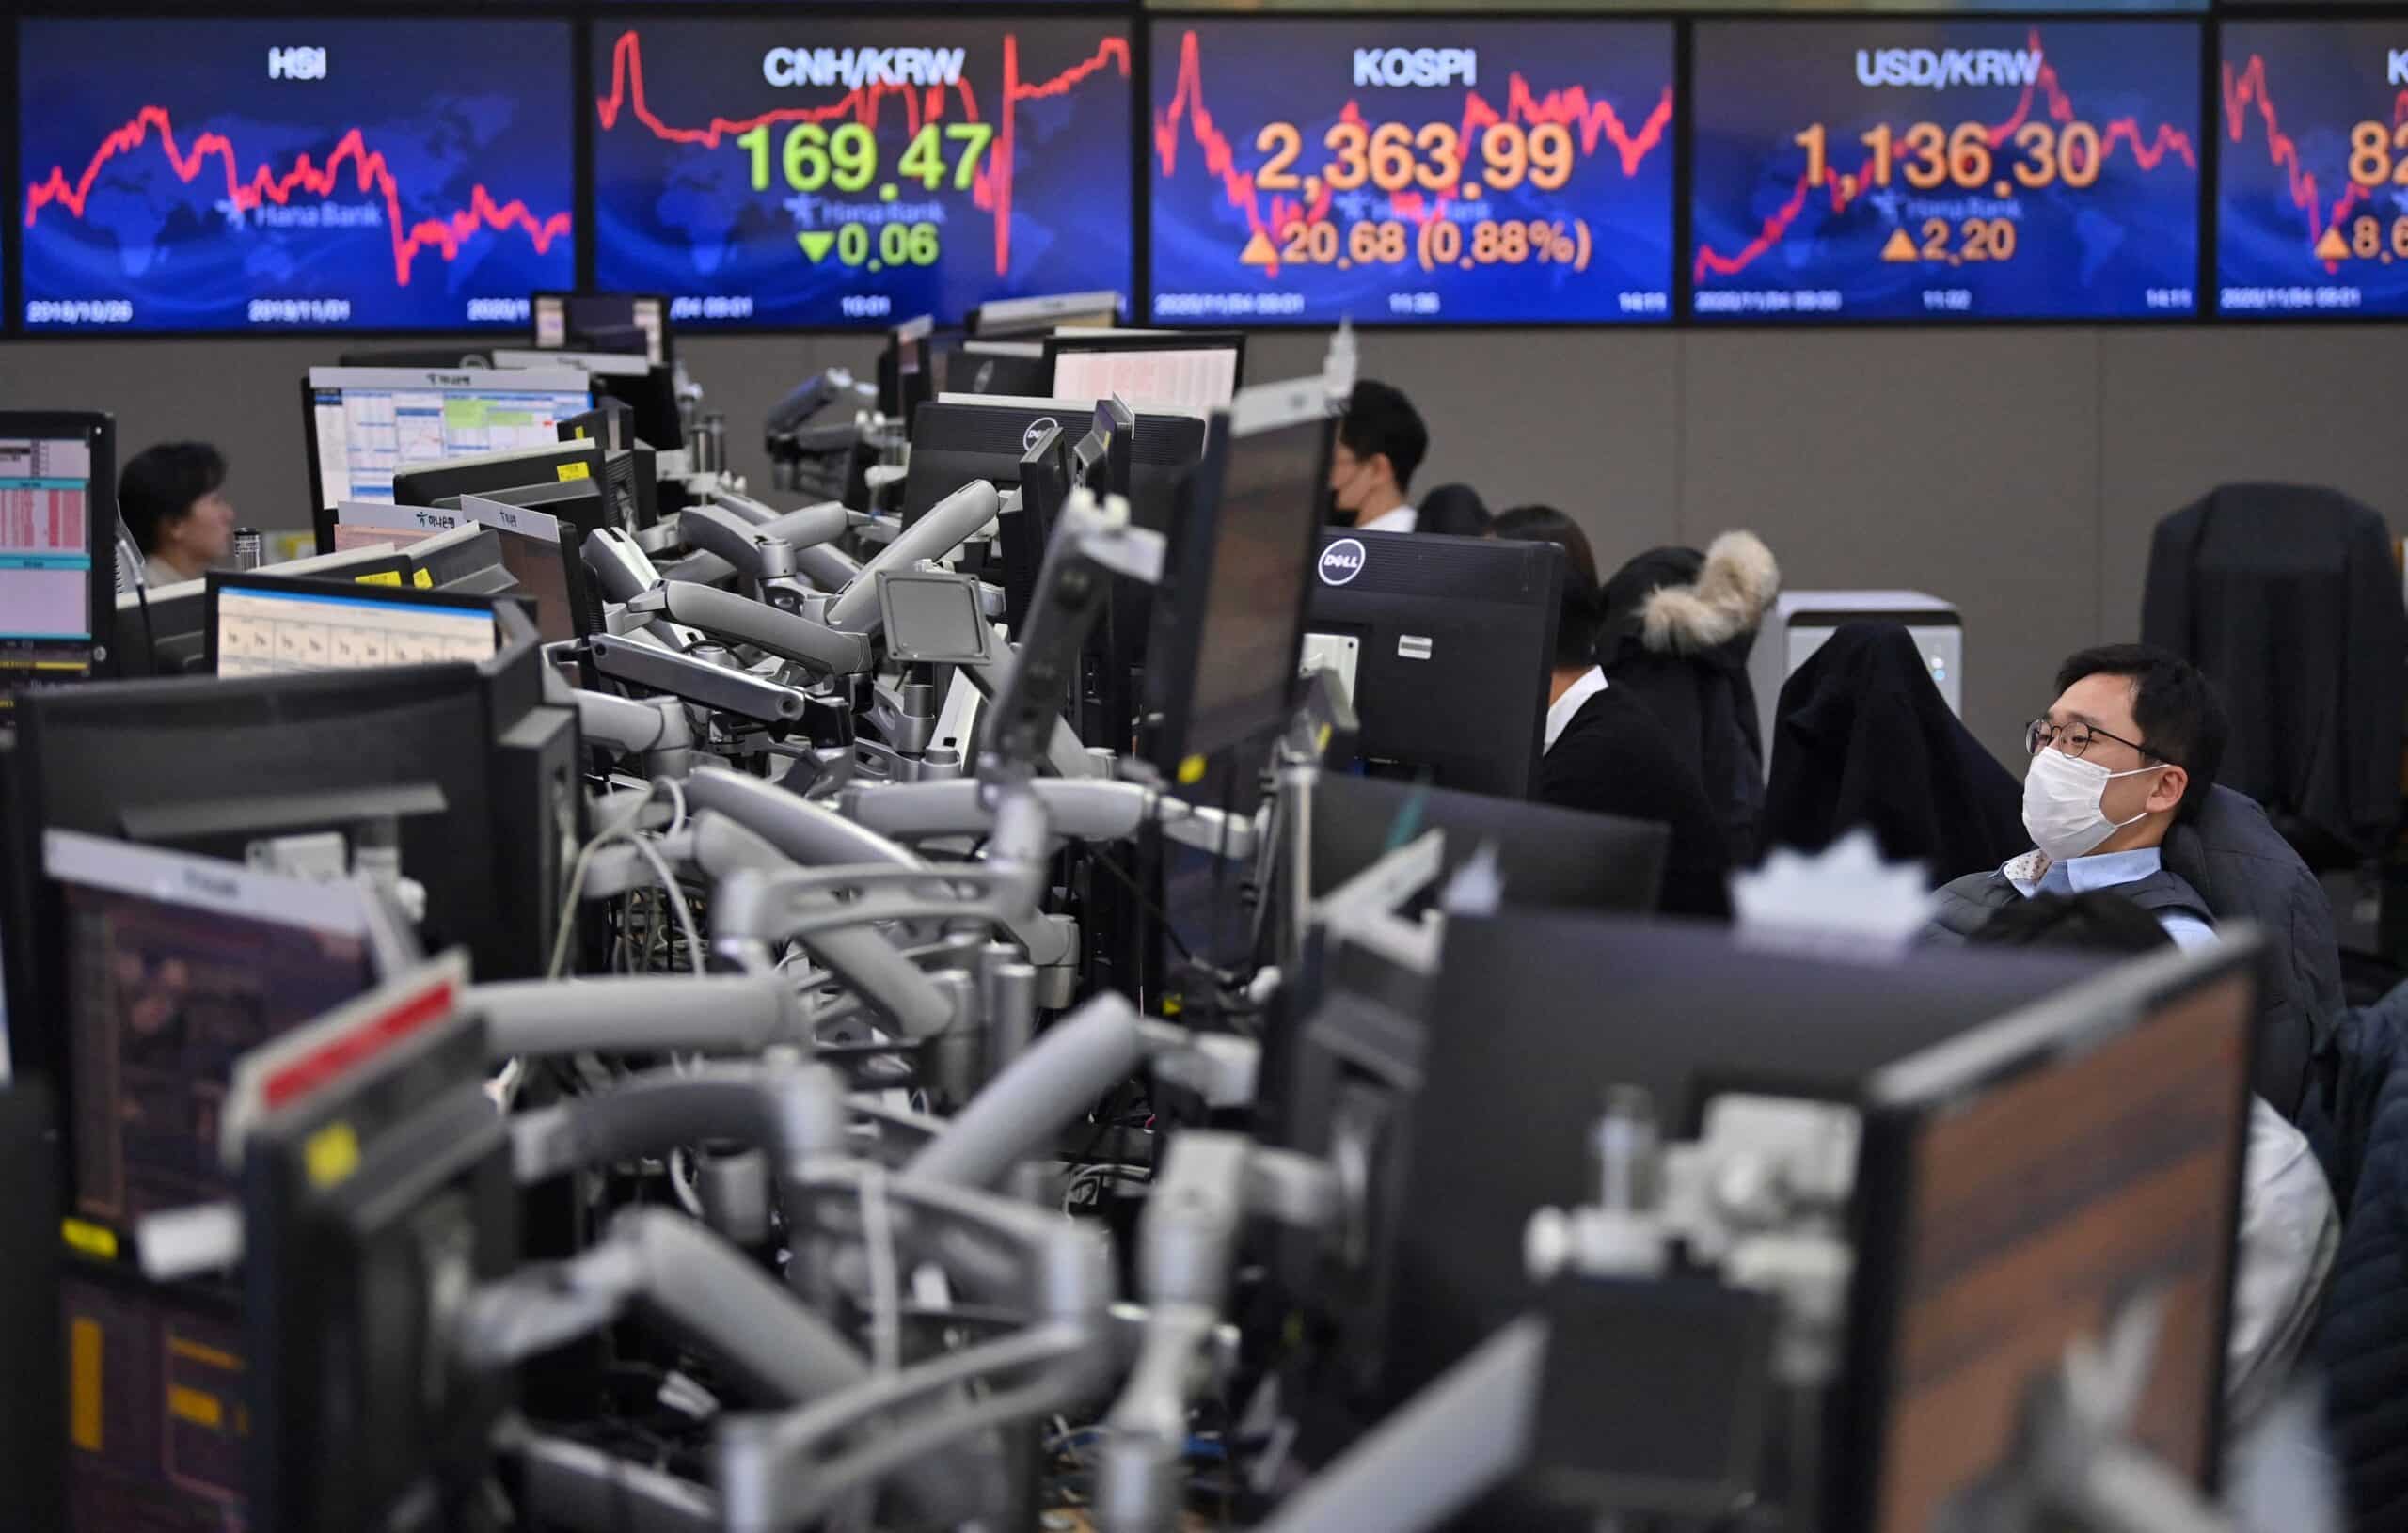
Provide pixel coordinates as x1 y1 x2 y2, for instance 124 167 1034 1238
2162 784 2345 1114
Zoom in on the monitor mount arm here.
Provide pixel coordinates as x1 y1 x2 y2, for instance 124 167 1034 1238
902 991 1259 1193
575 688 698 780
626 582 875 676
713 1168 1119 1533
841 776 1259 863
583 633 809 729
824 479 1004 635
1096 1131 1344 1533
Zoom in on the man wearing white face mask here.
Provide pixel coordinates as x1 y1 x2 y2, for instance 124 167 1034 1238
1926 644 2227 948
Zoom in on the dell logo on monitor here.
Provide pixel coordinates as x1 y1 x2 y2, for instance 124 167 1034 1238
1319 538 1368 586
1022 418 1060 453
268 46 327 80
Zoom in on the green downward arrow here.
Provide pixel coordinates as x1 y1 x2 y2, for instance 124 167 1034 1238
798 231 836 263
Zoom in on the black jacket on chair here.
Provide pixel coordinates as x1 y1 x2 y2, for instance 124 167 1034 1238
2142 483 2405 863
1536 683 1733 920
1599 533 1780 867
1761 622 2028 885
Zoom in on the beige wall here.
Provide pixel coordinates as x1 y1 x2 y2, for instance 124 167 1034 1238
5 324 2399 762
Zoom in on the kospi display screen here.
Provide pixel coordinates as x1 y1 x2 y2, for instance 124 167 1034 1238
2218 23 2408 318
591 17 1133 329
17 18 575 334
1689 22 2202 322
1149 19 1676 326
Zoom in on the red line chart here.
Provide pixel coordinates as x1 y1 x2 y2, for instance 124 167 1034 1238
2221 55 2408 274
1692 29 2195 285
22 110 571 288
1151 27 1673 277
594 28 1131 277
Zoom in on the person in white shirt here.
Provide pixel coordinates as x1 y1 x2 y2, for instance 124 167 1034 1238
1326 380 1427 534
119 440 236 587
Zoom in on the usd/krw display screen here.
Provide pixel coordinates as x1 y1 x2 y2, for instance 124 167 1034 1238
2218 22 2408 318
1149 19 1676 326
18 17 574 333
1689 21 2202 322
591 16 1134 329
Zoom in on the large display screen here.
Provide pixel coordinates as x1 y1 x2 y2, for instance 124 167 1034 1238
1689 21 2201 322
591 16 1134 328
17 18 574 334
2218 22 2408 318
1149 18 1676 325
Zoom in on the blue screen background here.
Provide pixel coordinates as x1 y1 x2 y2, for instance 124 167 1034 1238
1148 18 1675 327
18 18 574 334
2217 21 2408 317
1689 20 2201 322
590 16 1133 329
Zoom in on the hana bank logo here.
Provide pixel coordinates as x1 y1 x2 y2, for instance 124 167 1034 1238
1319 537 1368 586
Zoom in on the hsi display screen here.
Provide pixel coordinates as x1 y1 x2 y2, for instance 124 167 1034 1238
590 18 1134 329
2217 23 2408 318
1689 22 2202 322
1149 19 1676 325
17 18 574 333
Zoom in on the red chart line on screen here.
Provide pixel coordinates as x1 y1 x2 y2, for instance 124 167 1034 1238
1152 27 1673 277
21 112 571 287
2222 55 2408 274
594 28 1131 277
1692 29 2195 285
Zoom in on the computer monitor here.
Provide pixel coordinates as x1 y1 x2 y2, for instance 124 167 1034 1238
400 525 507 594
1307 530 1562 798
336 347 495 371
0 1081 65 1533
315 498 464 557
966 290 1122 338
1386 916 2116 1419
301 366 593 512
489 347 649 382
1000 423 1074 632
1 648 579 1092
939 340 1050 400
1144 377 1331 776
905 395 1206 527
531 290 670 367
0 412 113 711
206 571 499 677
447 483 612 644
1307 774 1669 915
237 954 513 1533
391 439 611 528
1843 940 2258 1531
44 828 377 1228
451 496 582 646
1046 330 1245 416
880 315 937 422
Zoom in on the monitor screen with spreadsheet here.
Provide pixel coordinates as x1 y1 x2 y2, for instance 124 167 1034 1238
206 571 496 677
0 413 113 710
1046 331 1244 416
301 367 591 512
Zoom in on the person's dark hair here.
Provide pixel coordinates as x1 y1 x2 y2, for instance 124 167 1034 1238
1492 505 1602 668
1965 891 2175 955
1337 380 1428 494
118 441 227 555
1416 482 1489 537
2053 643 2226 825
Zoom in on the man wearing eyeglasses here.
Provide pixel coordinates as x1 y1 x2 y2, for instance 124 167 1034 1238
1928 644 2227 946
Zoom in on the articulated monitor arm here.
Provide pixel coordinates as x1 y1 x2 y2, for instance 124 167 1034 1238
508 1055 848 1188
824 480 1004 635
514 1435 720 1533
843 776 1259 861
678 501 850 587
714 1171 1117 1533
630 582 874 675
1097 1132 1343 1533
575 688 698 779
584 633 807 726
477 974 807 1058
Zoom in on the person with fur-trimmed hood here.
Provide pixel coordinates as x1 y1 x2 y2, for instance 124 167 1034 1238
1597 531 1782 865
